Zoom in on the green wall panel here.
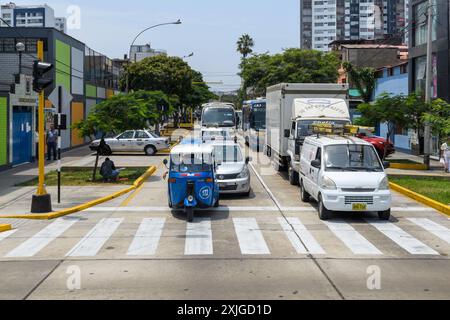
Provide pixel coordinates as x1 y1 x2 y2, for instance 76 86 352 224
86 84 97 98
55 40 71 92
0 97 7 166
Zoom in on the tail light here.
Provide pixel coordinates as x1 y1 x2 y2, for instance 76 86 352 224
168 178 176 183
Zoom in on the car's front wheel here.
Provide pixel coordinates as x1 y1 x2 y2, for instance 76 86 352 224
145 145 157 156
378 209 391 221
318 195 331 220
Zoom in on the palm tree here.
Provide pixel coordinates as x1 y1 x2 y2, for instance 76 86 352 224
236 34 255 60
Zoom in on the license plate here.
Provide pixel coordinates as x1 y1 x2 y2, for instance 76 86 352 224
352 203 367 211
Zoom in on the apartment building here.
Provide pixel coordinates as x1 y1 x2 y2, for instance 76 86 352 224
129 43 167 63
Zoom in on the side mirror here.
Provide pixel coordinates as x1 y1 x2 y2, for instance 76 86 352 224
383 161 390 169
311 159 321 169
284 130 290 138
245 157 251 164
163 159 169 168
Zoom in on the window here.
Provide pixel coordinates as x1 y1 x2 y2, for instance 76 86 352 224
117 131 135 139
413 0 437 46
135 131 149 139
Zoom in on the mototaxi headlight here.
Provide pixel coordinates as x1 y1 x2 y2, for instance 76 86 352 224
321 176 337 190
187 195 194 202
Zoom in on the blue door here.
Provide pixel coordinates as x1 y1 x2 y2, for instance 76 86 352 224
12 110 32 165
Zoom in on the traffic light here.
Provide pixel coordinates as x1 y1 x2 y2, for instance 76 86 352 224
32 60 53 92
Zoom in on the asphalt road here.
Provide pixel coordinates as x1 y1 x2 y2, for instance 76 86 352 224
0 136 449 300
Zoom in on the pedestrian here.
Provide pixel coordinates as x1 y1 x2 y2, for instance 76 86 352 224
441 137 450 173
100 157 120 182
46 125 57 161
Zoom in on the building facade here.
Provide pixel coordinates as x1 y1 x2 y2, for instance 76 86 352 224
0 3 66 32
0 27 122 170
408 0 448 157
301 0 409 51
129 43 167 63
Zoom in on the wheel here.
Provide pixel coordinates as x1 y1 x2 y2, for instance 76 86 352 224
378 209 391 221
288 162 299 185
242 190 251 197
318 195 331 221
145 145 157 156
214 198 220 208
168 197 173 208
186 207 194 222
300 180 310 203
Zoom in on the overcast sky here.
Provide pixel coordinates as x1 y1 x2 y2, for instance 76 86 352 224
12 0 300 91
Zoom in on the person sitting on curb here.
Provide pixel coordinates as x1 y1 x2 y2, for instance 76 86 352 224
100 158 120 182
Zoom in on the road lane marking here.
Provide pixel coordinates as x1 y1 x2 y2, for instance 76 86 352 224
0 229 17 242
324 221 383 255
367 220 439 255
6 218 79 258
407 218 450 245
127 218 165 256
233 218 270 255
66 218 123 257
185 218 213 255
279 218 326 255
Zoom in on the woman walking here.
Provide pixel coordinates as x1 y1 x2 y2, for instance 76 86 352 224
441 138 450 173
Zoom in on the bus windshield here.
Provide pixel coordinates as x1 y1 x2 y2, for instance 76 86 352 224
251 106 266 130
202 107 236 128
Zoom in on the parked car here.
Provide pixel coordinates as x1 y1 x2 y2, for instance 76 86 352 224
90 130 170 156
357 132 395 159
299 135 392 221
212 141 251 196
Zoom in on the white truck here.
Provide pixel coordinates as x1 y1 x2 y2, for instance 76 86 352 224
265 83 351 185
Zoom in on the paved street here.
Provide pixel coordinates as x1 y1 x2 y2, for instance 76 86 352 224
0 137 449 300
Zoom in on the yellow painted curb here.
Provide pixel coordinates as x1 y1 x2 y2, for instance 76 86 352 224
0 224 12 233
389 182 450 216
390 163 428 170
0 166 157 221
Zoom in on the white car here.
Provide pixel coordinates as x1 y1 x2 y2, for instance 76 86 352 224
201 128 234 143
90 130 170 156
212 141 251 196
299 135 392 220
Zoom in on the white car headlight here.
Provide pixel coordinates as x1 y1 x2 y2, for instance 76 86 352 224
379 177 390 190
237 168 249 179
321 176 337 190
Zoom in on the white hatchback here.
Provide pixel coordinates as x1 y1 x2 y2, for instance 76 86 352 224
299 135 392 220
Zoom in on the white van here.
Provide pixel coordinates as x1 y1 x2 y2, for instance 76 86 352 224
299 135 392 221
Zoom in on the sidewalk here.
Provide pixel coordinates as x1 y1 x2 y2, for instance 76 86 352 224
387 151 449 178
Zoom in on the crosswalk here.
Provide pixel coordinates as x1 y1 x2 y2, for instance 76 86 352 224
0 216 449 259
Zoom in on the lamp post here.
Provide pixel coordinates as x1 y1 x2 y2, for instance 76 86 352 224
16 42 25 74
182 52 194 59
126 19 182 92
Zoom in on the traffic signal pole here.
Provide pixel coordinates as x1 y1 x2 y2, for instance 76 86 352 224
31 40 52 213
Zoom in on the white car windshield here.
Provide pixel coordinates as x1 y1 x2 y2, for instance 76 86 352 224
325 145 383 172
214 146 243 164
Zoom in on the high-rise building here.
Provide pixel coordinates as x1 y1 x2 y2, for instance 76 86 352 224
300 0 409 51
129 43 167 63
0 2 66 32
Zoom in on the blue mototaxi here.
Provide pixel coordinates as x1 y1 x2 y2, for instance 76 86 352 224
164 144 220 222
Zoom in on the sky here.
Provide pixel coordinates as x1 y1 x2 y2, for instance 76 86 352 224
11 0 300 91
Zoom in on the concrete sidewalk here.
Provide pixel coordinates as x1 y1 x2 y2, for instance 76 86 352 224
387 151 449 178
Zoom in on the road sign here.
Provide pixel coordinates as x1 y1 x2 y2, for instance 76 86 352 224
48 85 73 108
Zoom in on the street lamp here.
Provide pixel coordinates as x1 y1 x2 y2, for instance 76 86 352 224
16 42 25 75
182 52 194 59
126 19 182 92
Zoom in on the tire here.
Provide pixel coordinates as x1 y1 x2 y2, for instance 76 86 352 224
318 195 331 221
214 198 220 208
378 209 391 221
242 190 251 197
300 180 310 203
288 162 299 185
145 145 157 156
168 197 173 208
186 207 194 222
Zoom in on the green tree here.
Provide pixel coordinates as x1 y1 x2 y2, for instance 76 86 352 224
239 49 340 96
423 98 450 143
236 34 255 60
342 62 376 103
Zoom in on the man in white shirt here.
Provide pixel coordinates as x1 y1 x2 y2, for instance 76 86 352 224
441 138 450 173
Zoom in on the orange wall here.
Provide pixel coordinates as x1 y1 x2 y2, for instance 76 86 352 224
71 102 84 146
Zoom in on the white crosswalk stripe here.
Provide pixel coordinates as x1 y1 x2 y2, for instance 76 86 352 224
185 218 213 255
233 218 270 255
279 218 325 254
66 218 123 257
127 218 165 256
324 221 382 255
6 218 79 258
407 218 450 245
0 229 17 243
367 220 439 255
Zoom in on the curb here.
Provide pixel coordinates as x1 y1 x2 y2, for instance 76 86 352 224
0 166 157 221
390 163 428 170
389 182 450 217
0 224 12 233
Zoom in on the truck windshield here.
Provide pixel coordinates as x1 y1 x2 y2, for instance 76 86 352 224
297 120 350 139
171 153 213 173
324 145 383 172
202 107 236 128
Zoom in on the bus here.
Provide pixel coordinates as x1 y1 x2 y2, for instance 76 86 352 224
242 99 266 150
201 103 237 134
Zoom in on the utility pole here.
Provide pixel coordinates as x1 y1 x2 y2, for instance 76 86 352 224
423 0 433 169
